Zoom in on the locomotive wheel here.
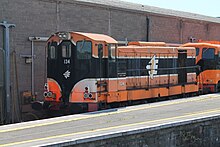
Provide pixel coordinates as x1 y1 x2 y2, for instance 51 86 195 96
22 112 40 122
216 82 220 92
69 104 86 114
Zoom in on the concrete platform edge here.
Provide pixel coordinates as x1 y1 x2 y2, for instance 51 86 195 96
40 114 220 147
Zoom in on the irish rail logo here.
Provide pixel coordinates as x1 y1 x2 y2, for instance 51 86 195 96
146 55 159 79
63 70 71 79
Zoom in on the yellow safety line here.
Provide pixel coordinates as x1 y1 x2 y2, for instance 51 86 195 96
0 95 219 133
1 107 220 147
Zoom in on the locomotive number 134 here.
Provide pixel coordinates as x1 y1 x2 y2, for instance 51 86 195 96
64 59 70 64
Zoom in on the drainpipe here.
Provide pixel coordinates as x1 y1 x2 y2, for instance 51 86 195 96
108 10 111 36
146 17 150 42
179 20 183 44
31 40 34 99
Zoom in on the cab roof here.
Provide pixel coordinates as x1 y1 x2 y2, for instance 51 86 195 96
182 42 220 48
73 32 118 44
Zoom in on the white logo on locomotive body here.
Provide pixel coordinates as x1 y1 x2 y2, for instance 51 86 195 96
64 59 70 64
146 55 159 79
63 70 71 79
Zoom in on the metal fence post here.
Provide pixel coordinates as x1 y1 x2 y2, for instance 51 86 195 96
0 21 15 124
0 48 4 124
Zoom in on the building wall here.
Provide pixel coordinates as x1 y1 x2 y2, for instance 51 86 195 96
1 0 220 102
110 10 147 41
182 21 208 42
208 23 220 40
149 15 180 43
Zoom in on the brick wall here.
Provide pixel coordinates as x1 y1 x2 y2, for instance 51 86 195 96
149 15 180 43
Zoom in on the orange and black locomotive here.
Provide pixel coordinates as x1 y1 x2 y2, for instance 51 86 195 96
182 41 220 93
33 31 200 114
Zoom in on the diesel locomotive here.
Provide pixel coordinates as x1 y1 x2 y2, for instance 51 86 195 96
32 31 200 114
182 41 220 93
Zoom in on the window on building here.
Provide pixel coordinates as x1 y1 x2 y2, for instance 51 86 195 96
76 40 92 59
202 48 215 59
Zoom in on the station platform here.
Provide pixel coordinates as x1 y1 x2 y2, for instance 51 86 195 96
1 93 220 146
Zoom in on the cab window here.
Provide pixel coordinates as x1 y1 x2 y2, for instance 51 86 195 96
62 42 71 58
48 42 57 59
202 48 215 59
50 46 56 59
196 48 199 56
108 44 116 60
76 40 92 59
98 44 103 58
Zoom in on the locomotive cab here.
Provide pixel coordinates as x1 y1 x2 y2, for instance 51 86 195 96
182 42 220 93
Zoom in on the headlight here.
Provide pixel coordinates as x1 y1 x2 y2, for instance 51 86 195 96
43 92 48 97
44 83 48 90
57 32 70 40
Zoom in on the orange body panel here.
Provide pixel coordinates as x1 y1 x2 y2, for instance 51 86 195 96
117 79 126 91
107 92 118 103
45 78 62 102
70 92 97 103
168 86 182 95
126 84 197 101
199 70 220 85
198 40 220 45
184 84 198 93
105 83 198 103
98 93 107 102
128 41 166 46
107 80 118 92
118 46 195 58
107 91 128 103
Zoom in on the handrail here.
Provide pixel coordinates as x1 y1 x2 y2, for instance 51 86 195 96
126 65 200 72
